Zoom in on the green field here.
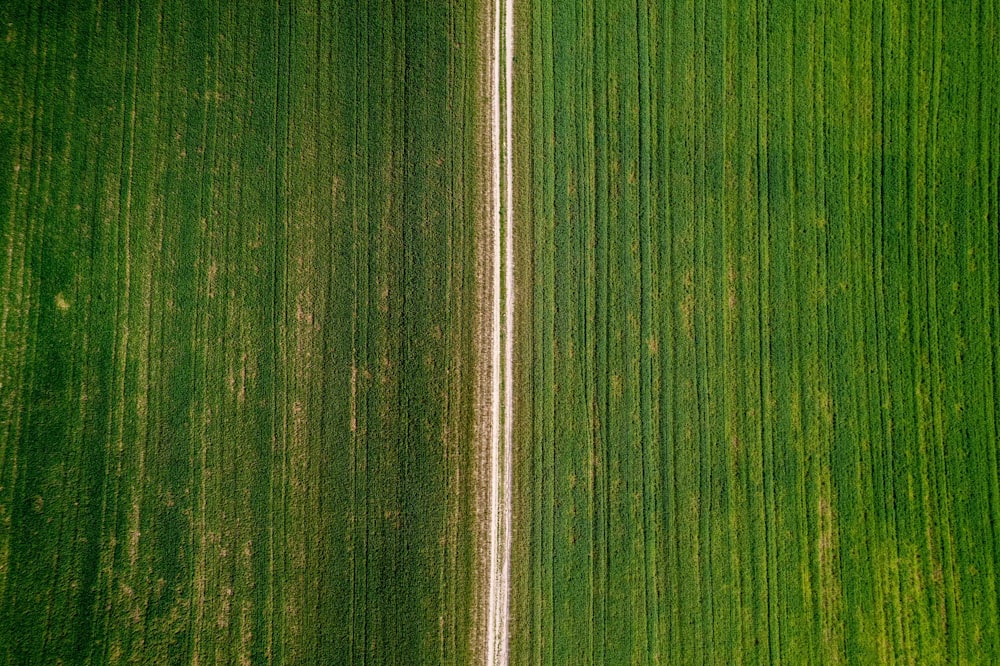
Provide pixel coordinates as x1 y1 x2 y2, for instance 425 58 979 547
4 0 1000 664
510 0 1000 663
0 1 489 663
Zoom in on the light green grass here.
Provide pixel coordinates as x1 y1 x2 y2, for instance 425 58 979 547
511 0 1000 663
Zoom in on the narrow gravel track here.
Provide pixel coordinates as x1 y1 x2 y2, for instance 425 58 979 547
486 0 513 662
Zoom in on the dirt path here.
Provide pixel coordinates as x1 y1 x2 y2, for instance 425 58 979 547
485 0 513 662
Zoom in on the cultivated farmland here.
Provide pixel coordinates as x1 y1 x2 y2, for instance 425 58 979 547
510 0 1000 664
0 1 491 663
3 0 1000 664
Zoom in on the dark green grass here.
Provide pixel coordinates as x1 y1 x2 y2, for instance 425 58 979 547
0 1 487 663
511 0 1000 663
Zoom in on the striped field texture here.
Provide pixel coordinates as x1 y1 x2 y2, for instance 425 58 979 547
0 1 489 663
510 0 1000 663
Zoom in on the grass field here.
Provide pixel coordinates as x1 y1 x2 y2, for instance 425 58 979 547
0 1 490 663
510 0 1000 663
4 0 1000 664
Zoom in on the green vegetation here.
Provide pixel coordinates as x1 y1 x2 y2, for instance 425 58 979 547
510 0 1000 663
0 1 488 663
4 0 999 663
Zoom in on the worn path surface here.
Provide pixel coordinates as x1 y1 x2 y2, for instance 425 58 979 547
486 0 514 661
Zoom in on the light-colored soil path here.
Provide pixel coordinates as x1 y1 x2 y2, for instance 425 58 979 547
485 0 513 662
